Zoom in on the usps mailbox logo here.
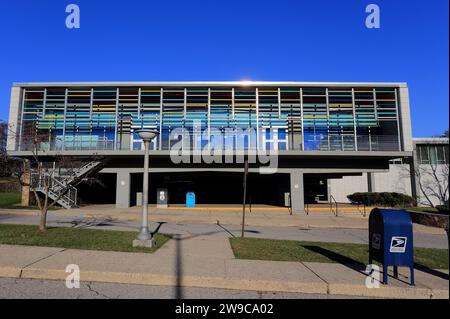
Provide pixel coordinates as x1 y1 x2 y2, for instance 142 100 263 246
390 236 407 253
372 233 381 250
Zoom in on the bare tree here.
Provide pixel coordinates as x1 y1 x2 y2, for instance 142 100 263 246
0 121 8 177
4 122 105 231
18 128 69 231
12 128 100 231
414 162 449 208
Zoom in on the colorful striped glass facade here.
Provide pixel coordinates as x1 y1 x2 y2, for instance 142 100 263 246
17 84 402 152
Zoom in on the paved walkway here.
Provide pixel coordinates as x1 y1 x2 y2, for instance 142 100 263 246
1 234 448 299
0 205 445 235
1 213 447 248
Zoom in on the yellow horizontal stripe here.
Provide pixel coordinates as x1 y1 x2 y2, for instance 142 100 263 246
164 206 369 212
44 115 64 119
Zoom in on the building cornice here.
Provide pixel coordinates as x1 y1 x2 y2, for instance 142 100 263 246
12 81 409 88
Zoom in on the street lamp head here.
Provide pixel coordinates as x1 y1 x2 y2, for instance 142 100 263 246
136 129 159 142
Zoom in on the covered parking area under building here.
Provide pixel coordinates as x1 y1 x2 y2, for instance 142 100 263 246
13 150 411 212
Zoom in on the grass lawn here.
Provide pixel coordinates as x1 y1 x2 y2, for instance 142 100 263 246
0 192 21 208
0 224 171 253
408 207 439 214
0 192 60 210
230 237 449 270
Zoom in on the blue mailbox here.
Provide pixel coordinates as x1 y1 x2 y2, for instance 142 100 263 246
369 208 414 286
186 192 196 208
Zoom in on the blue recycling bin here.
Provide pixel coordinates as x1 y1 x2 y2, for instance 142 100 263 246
186 192 196 208
369 208 414 286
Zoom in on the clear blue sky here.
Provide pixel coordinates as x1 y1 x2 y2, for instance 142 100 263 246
0 0 448 137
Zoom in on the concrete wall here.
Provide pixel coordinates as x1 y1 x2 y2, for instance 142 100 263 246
329 164 413 203
398 86 414 152
372 164 412 196
7 87 21 152
328 174 368 203
329 162 449 208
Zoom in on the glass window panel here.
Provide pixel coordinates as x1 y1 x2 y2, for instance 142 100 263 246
436 145 445 164
445 146 449 164
429 146 437 164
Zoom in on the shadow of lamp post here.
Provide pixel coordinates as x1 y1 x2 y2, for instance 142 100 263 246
133 129 159 248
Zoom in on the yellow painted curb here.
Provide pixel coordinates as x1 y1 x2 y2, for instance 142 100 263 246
328 283 432 299
0 267 22 278
15 267 447 299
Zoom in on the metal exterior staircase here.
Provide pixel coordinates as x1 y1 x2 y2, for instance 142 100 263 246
30 160 104 209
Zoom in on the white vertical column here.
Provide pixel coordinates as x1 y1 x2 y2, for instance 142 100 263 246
8 87 23 151
256 88 259 150
351 88 358 151
300 88 304 151
114 88 120 150
137 87 142 119
394 88 402 151
17 88 26 151
207 87 211 151
89 88 94 124
42 88 47 117
397 86 413 152
277 87 281 119
231 87 235 119
184 88 187 123
159 88 163 150
62 88 68 151
325 87 330 151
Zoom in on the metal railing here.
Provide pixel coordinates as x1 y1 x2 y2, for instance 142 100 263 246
30 172 78 208
20 138 114 152
357 203 367 217
330 195 338 217
19 133 401 152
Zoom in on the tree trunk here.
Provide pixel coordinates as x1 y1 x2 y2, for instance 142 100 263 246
39 207 48 232
446 218 450 251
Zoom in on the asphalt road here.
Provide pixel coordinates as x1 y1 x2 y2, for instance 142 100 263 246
0 212 447 249
0 278 369 299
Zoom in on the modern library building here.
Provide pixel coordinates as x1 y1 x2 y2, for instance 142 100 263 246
7 81 419 211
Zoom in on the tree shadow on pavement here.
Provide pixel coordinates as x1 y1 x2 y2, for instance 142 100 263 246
304 245 449 283
303 245 367 274
414 263 449 280
151 222 166 237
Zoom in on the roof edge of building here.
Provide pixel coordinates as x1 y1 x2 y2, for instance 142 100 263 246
12 81 409 88
413 137 449 144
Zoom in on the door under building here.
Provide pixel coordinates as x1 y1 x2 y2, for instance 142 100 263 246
130 172 290 207
304 175 329 204
77 173 117 205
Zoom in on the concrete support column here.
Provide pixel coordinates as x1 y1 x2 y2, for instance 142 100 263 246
367 172 376 192
21 171 30 207
116 171 131 209
290 171 305 213
409 158 419 206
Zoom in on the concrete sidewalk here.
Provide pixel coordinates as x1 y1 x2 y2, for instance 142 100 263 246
0 234 448 299
0 206 445 235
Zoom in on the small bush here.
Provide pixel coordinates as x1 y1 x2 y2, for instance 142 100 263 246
347 192 415 207
436 205 450 214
